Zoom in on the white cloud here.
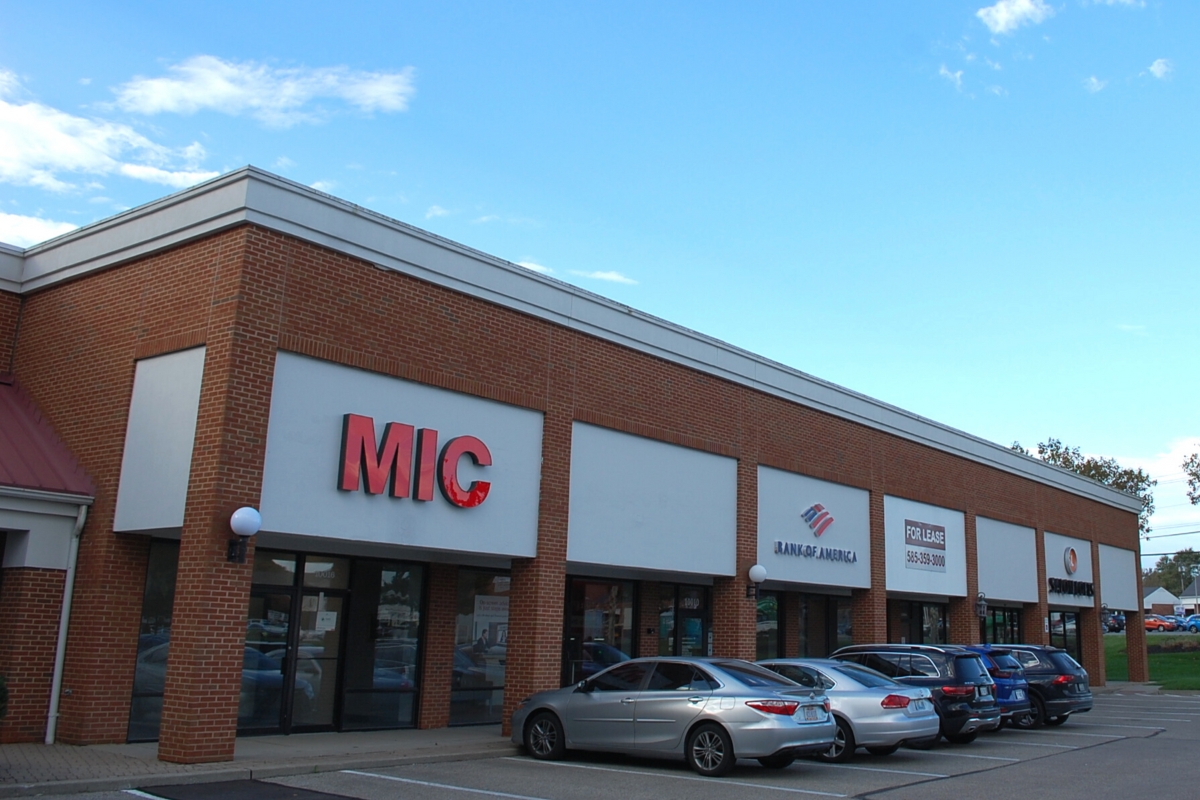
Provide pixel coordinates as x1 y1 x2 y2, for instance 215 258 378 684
0 211 77 247
987 85 1008 96
1092 0 1144 6
516 260 552 274
1084 75 1107 93
939 65 964 90
274 155 296 169
473 214 500 224
976 0 1054 35
112 55 416 128
1149 59 1173 80
570 270 637 285
425 205 449 219
0 69 217 191
309 180 335 192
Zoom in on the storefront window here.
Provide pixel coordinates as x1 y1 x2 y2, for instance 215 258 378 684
1048 611 1081 661
563 578 634 686
303 556 350 589
253 552 297 586
658 584 711 657
895 601 947 645
756 591 781 660
343 561 424 729
451 570 510 725
127 540 180 742
982 607 1022 644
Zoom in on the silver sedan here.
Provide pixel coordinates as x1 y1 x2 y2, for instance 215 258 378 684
510 657 835 776
757 658 940 762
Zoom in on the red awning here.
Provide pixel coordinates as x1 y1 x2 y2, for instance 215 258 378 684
0 374 94 498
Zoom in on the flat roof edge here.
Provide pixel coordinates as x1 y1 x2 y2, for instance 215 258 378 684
2 168 1145 516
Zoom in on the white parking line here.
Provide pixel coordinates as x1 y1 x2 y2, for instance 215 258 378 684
972 739 1076 749
1019 730 1123 738
343 770 553 800
804 761 949 777
1066 723 1165 731
500 757 848 797
1084 716 1192 723
914 750 1019 761
123 792 165 800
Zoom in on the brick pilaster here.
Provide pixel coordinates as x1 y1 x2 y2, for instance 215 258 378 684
417 563 457 728
157 228 283 763
638 581 662 657
782 592 802 657
948 512 980 644
712 458 757 660
852 490 888 644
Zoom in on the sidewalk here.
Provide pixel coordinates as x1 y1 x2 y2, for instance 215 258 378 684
0 727 515 798
1090 681 1160 695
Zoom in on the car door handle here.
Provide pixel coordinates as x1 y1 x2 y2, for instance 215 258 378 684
688 696 704 704
620 697 635 705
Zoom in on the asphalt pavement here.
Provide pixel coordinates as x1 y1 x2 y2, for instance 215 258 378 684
16 692 1199 800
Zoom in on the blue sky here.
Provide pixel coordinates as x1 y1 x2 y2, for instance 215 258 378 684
1 1 1197 561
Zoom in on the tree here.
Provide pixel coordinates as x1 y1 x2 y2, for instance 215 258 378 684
1011 438 1156 535
1148 549 1200 597
1184 451 1200 507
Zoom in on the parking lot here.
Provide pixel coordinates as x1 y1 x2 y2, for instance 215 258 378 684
29 693 1198 800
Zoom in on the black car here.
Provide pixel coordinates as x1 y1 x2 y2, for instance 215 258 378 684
1105 613 1125 633
1006 645 1092 728
830 644 1001 744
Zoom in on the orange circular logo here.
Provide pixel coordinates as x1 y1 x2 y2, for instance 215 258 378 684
1064 547 1078 575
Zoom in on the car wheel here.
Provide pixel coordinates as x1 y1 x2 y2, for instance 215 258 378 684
817 717 856 763
1014 696 1045 730
866 745 900 756
1044 714 1069 727
524 711 566 760
758 754 796 769
1157 625 1166 632
686 723 735 777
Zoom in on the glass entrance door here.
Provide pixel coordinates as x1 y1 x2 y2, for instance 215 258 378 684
241 592 293 731
658 584 711 657
562 578 635 686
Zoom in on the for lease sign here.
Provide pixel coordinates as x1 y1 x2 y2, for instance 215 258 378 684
904 519 947 573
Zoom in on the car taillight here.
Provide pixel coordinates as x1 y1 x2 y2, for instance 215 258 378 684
1052 674 1074 685
746 699 800 716
990 670 1014 679
941 685 975 698
823 698 831 713
881 694 911 709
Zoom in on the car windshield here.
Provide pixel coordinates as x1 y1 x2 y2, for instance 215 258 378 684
833 664 898 688
714 660 799 688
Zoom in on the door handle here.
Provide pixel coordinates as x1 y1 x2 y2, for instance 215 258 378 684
620 697 634 705
688 696 704 704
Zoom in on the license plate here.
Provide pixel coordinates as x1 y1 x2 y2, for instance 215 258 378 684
910 699 928 712
978 686 991 698
803 706 819 721
1013 689 1026 701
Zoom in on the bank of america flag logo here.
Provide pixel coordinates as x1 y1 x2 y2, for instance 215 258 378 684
802 504 834 537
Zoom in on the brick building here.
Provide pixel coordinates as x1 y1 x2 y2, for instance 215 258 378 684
0 168 1148 760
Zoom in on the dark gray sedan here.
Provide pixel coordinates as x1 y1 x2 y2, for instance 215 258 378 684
510 657 835 776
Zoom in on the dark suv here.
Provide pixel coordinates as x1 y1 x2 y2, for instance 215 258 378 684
831 644 1001 744
1006 645 1092 728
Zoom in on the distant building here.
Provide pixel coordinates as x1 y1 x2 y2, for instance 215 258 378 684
1143 585 1181 616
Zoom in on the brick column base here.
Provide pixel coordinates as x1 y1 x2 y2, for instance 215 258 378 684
783 592 801 658
712 577 755 660
504 557 567 737
1022 602 1049 645
637 582 661 658
851 588 886 645
0 567 65 743
1126 612 1149 682
417 564 457 729
1079 608 1105 685
947 597 976 644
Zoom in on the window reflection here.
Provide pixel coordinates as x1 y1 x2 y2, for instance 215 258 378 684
128 540 180 742
450 570 510 725
563 579 634 685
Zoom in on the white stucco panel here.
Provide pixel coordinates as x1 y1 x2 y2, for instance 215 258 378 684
1044 531 1094 608
566 422 737 576
114 347 206 532
756 466 871 589
884 496 967 597
976 517 1039 603
1099 544 1139 612
260 352 544 558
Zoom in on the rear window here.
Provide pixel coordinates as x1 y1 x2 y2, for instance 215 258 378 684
714 660 798 688
990 653 1023 671
833 664 898 688
953 655 991 683
1049 652 1083 672
1011 649 1048 670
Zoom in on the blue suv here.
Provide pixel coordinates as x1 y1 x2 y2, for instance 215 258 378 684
964 645 1032 726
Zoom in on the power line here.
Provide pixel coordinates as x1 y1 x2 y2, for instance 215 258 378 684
1145 530 1200 539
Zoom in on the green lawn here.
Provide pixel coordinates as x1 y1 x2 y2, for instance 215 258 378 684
1105 632 1200 689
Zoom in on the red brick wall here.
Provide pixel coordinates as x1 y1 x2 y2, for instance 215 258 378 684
637 582 662 658
0 290 19 371
0 567 65 743
417 564 457 729
7 223 1142 755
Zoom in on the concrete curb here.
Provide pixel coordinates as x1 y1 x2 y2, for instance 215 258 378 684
0 743 520 798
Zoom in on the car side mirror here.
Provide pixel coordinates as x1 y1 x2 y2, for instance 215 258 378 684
575 680 591 693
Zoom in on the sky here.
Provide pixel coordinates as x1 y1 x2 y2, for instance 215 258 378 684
1 1 1197 564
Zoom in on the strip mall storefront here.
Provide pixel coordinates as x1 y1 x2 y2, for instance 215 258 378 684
0 168 1148 759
